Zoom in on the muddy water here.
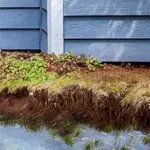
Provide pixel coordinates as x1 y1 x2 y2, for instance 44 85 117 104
0 122 149 150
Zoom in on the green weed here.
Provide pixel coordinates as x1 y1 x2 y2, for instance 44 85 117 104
86 55 103 71
0 55 57 85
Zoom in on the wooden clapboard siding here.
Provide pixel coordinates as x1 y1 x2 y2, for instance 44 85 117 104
0 0 40 8
0 30 39 49
64 0 150 62
65 40 150 62
0 0 41 50
42 0 47 10
41 31 48 52
64 0 150 16
42 9 47 32
40 0 47 52
65 16 150 39
0 9 40 29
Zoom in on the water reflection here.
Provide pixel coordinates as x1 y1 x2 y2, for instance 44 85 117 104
0 118 149 150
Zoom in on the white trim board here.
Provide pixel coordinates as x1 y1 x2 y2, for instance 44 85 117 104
47 0 64 54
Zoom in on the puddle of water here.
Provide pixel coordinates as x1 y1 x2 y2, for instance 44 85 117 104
0 122 149 150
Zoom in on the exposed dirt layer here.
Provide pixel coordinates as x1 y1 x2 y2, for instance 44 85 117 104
0 86 149 130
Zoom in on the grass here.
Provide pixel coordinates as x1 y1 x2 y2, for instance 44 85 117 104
84 139 102 150
120 146 130 150
63 135 74 146
0 52 150 103
143 134 150 145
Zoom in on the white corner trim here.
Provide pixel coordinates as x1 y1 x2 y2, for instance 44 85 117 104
47 0 64 54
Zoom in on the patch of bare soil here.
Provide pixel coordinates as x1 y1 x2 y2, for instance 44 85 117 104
0 86 149 130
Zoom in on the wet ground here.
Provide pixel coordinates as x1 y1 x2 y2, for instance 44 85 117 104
0 121 149 150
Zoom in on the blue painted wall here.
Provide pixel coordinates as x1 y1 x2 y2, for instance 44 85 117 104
41 0 47 52
64 0 150 62
1 0 150 62
0 0 47 51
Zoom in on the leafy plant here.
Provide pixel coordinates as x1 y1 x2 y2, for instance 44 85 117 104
86 54 103 71
0 55 57 83
64 51 74 61
55 51 74 63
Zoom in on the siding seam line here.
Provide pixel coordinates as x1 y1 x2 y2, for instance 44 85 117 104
0 7 39 9
64 38 150 40
39 0 43 50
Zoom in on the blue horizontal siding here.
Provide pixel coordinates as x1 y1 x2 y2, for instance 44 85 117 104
0 30 39 49
64 0 150 62
40 0 47 52
0 0 41 50
42 9 47 32
0 0 40 8
0 9 40 29
65 16 150 39
64 0 150 16
41 31 47 52
42 0 47 10
65 40 150 62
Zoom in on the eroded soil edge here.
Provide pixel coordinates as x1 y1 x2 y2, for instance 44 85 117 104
0 86 149 130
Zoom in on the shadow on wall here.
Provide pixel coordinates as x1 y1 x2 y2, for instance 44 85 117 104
64 0 150 62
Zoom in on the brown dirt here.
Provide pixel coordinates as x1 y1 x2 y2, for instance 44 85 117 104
0 86 149 130
1 51 150 74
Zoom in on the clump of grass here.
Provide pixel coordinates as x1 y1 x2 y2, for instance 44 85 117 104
84 139 102 150
0 116 42 132
101 124 115 132
142 91 150 97
48 128 58 138
63 135 74 146
120 146 130 150
74 127 81 137
143 134 150 145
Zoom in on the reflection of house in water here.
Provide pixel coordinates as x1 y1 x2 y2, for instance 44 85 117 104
0 0 150 62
